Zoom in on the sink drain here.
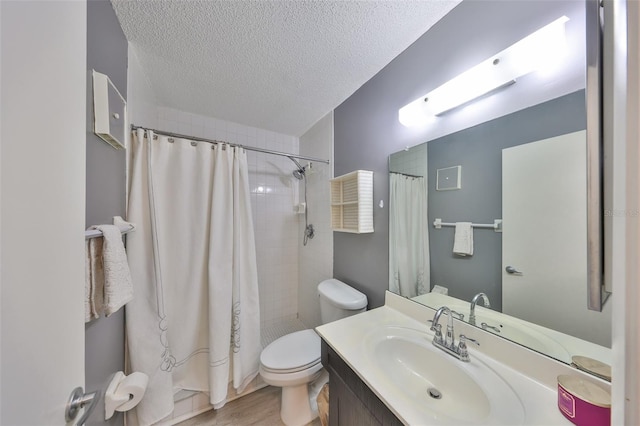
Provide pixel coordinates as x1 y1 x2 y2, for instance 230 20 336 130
427 387 442 399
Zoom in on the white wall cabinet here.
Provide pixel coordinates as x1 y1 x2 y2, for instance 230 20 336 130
330 170 374 233
93 70 126 149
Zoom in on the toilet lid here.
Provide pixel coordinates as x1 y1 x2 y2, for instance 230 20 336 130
260 330 320 372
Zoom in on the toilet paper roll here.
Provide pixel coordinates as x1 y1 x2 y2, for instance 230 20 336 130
105 371 149 419
114 372 149 412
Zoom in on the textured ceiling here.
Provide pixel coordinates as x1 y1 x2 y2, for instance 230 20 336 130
111 0 460 136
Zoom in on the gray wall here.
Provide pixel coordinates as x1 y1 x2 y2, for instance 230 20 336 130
333 0 584 309
427 91 585 311
86 1 128 424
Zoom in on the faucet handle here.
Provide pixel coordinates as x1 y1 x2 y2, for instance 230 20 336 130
451 310 465 320
459 335 480 346
481 322 501 333
458 335 480 362
431 323 443 344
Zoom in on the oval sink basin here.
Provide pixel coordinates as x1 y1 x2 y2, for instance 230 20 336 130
363 326 525 425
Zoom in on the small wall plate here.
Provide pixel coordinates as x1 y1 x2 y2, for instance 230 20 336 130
436 165 461 191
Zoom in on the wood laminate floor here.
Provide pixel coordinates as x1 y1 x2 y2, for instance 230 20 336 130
176 386 322 426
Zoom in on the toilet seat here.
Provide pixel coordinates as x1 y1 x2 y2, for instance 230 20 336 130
260 329 321 374
260 359 321 374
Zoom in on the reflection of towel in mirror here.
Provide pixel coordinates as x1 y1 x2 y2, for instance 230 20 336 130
453 222 473 256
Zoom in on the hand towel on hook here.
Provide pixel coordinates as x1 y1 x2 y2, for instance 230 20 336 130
453 222 474 256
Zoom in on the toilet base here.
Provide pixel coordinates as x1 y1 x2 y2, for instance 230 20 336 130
277 369 329 426
280 382 317 426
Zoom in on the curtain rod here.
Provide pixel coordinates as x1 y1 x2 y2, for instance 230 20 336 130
390 171 422 178
131 125 330 165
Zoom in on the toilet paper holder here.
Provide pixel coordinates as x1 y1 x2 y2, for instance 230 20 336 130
105 371 149 420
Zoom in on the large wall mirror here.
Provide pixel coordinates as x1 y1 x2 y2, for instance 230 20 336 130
388 0 612 378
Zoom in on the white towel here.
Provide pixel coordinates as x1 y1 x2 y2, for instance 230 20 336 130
453 222 474 256
85 218 135 322
113 215 135 233
92 224 134 316
85 240 93 321
85 238 105 322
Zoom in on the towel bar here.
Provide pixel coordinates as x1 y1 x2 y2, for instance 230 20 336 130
85 224 135 240
433 218 502 233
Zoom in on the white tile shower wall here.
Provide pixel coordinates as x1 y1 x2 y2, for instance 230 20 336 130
127 45 160 186
127 45 159 130
156 106 301 327
297 112 334 328
388 142 428 178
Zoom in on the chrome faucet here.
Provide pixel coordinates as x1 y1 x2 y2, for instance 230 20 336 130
469 293 491 326
430 306 455 348
430 306 479 362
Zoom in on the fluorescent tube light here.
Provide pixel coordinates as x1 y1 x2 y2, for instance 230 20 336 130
399 16 570 127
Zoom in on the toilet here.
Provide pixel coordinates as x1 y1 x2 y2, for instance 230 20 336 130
259 278 368 426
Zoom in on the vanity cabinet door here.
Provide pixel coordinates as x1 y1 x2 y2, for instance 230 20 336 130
322 341 403 426
330 370 381 426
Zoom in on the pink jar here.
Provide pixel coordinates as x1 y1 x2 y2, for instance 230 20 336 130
557 375 611 426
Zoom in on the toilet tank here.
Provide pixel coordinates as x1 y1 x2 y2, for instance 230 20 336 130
318 279 367 324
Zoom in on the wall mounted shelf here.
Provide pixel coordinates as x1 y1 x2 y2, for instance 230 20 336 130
330 170 374 233
93 70 126 150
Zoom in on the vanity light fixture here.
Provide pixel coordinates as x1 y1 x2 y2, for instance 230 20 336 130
398 16 570 127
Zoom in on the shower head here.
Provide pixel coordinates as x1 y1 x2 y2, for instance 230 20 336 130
293 168 305 180
288 156 306 180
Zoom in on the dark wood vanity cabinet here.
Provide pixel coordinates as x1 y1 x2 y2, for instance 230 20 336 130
321 340 404 426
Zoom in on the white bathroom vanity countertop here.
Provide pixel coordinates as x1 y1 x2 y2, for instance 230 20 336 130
316 294 588 425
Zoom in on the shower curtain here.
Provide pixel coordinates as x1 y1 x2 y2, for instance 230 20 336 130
126 129 261 425
389 173 430 297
